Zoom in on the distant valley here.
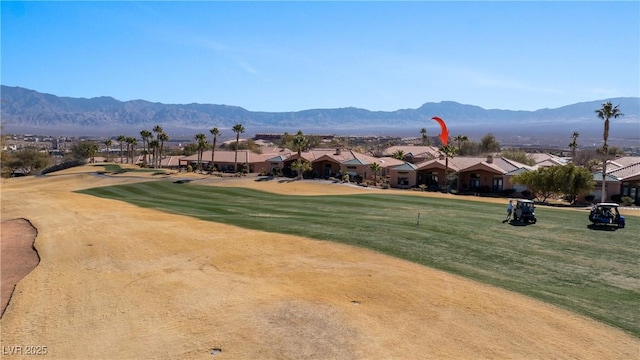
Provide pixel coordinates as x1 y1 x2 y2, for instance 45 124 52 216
1 85 638 147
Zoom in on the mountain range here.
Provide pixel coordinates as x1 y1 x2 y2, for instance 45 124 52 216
1 85 638 142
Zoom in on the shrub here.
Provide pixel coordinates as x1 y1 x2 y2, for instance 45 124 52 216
585 194 595 203
40 159 86 175
621 196 634 206
501 189 516 196
611 194 622 203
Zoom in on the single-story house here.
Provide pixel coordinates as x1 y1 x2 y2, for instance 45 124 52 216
591 157 640 204
388 154 532 192
178 150 282 174
280 148 403 181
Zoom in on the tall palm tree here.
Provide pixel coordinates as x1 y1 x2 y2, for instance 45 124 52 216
420 128 429 146
195 133 207 171
158 132 169 169
292 130 309 179
232 123 245 173
209 127 219 171
439 144 457 192
103 139 112 163
369 162 381 184
148 139 158 168
568 131 579 162
595 102 623 202
125 137 136 164
117 135 126 164
140 130 152 167
152 125 164 168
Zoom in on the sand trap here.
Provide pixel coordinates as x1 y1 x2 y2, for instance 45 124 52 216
1 219 39 317
1 165 638 359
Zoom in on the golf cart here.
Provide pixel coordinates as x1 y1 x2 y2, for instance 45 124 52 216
513 199 536 224
589 203 625 228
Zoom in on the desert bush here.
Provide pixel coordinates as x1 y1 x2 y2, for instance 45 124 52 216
621 196 634 206
40 159 86 175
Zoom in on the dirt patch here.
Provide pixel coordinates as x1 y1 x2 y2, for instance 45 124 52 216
1 218 39 317
1 166 638 359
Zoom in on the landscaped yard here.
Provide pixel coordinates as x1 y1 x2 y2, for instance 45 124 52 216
78 180 640 337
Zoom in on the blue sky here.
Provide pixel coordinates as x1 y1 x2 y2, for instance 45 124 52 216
2 1 638 112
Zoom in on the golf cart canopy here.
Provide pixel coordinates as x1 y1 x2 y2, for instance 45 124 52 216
596 203 620 208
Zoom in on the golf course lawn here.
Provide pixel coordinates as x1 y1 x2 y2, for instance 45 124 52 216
78 179 640 337
2 165 639 359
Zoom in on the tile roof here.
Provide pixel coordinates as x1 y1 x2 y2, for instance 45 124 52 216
606 162 640 181
607 156 640 170
414 158 461 172
593 173 621 182
382 145 440 158
393 162 420 171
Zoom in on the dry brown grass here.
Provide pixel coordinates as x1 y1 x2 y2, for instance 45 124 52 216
1 165 638 359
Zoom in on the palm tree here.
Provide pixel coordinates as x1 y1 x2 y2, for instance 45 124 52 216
392 149 405 160
439 144 457 192
148 139 158 168
420 128 429 146
125 137 136 164
88 143 99 163
195 133 207 172
152 125 164 168
117 135 126 163
369 162 381 184
140 130 152 167
232 123 245 173
453 135 469 154
103 139 112 162
209 127 220 171
595 102 623 202
292 131 309 179
568 131 579 162
158 132 169 169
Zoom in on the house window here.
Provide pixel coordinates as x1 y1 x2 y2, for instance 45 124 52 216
427 172 438 186
398 171 409 186
492 176 503 191
470 173 480 189
622 183 640 205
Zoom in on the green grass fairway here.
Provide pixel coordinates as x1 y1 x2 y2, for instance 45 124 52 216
77 180 640 336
